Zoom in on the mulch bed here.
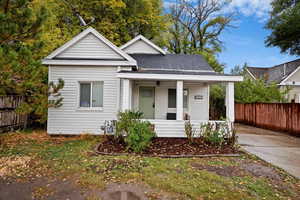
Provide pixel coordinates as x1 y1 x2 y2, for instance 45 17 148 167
95 136 240 157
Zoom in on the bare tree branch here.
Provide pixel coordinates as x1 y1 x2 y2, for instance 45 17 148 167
168 0 235 54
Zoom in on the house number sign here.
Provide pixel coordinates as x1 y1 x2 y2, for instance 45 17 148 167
194 95 203 100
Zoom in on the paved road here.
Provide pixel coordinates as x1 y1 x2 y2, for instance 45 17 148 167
236 124 300 179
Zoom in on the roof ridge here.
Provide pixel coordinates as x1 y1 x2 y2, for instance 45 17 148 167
274 58 300 66
250 58 300 69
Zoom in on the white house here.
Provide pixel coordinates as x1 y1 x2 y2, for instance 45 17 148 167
43 27 243 137
246 59 300 103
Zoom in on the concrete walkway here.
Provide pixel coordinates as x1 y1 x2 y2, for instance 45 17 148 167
236 124 300 179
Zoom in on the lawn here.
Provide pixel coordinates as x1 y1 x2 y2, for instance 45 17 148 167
0 130 299 200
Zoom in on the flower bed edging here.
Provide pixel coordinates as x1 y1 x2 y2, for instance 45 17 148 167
94 143 241 158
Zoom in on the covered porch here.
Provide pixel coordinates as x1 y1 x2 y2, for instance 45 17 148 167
117 71 243 137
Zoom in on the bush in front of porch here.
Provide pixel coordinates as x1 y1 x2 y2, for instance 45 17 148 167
97 111 238 156
184 120 237 148
115 110 156 153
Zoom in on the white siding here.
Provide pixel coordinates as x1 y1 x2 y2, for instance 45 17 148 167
188 83 209 120
122 40 161 54
284 67 300 83
280 85 300 103
132 81 209 120
56 33 124 60
148 120 228 137
48 66 120 134
148 120 185 137
281 69 300 103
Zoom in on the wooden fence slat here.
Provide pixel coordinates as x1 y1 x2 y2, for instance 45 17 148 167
0 95 27 133
235 103 300 136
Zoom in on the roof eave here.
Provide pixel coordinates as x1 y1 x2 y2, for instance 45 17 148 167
279 66 300 85
245 68 257 80
117 72 243 82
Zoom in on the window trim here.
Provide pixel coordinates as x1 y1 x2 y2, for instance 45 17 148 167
77 81 104 111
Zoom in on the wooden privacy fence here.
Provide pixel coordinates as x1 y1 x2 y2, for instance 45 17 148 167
235 103 300 136
0 96 27 133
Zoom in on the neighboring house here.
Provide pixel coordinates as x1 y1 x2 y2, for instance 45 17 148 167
246 58 300 103
42 27 243 137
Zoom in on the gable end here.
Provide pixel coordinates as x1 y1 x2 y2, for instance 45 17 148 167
120 35 166 55
56 33 124 60
43 27 137 66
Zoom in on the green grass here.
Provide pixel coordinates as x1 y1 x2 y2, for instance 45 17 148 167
1 130 299 200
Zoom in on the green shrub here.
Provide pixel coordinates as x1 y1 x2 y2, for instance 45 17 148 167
115 110 143 142
124 121 156 153
184 120 196 144
227 123 237 146
200 122 233 147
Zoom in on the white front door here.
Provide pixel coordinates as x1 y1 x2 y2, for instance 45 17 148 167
139 87 155 119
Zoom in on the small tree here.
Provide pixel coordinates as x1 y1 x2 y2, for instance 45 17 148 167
235 79 289 103
48 78 65 108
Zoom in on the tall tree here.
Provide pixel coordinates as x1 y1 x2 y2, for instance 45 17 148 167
167 4 190 54
168 0 233 54
167 0 233 72
0 0 63 123
265 0 300 55
34 0 167 59
0 0 47 45
0 0 48 93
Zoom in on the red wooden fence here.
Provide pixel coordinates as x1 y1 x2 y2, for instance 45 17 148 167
235 103 300 137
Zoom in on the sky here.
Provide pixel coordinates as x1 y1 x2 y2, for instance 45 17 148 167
164 0 299 73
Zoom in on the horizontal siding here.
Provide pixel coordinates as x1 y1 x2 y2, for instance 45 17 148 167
147 120 184 138
147 120 226 137
123 40 160 54
48 66 120 134
56 33 124 60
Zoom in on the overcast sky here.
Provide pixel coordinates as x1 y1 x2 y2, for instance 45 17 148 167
164 0 298 72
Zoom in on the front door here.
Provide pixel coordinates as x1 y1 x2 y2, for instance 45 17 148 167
139 87 155 119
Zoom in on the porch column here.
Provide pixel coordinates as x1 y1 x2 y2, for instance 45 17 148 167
225 82 235 122
122 79 131 111
176 80 183 120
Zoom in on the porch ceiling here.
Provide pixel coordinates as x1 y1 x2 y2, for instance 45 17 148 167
117 70 243 82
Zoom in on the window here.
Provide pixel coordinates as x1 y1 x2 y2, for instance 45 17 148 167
168 89 188 108
168 89 176 108
79 82 103 108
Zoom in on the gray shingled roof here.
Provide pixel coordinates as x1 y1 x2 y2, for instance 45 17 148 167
247 58 300 83
129 54 214 71
118 70 237 76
